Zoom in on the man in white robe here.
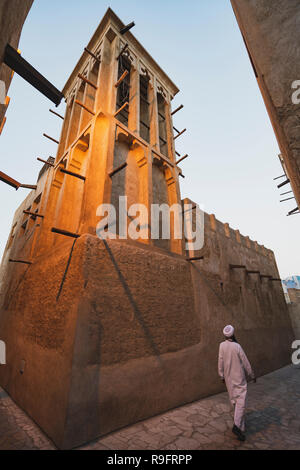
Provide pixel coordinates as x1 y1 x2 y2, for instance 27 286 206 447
218 325 256 441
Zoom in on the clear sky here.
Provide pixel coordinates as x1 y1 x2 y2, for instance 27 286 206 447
0 0 299 278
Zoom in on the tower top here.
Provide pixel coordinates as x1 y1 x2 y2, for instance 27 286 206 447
63 8 180 99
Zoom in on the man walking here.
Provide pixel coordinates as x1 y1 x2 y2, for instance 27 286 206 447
218 325 256 441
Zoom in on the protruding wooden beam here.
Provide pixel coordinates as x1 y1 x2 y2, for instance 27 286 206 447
115 70 129 88
51 228 80 238
280 190 293 196
23 210 44 218
43 133 59 144
273 174 286 181
114 101 129 117
116 43 128 61
280 196 295 202
0 171 20 189
288 207 299 216
9 259 32 265
84 47 101 63
277 179 290 189
109 162 128 178
230 264 246 270
171 104 184 116
49 109 64 120
186 256 204 262
20 184 37 190
120 22 135 35
176 154 188 165
78 73 98 90
270 278 282 282
37 157 54 167
60 168 86 181
75 100 95 116
174 128 187 140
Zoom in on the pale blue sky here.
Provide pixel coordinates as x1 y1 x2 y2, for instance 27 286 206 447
0 0 299 278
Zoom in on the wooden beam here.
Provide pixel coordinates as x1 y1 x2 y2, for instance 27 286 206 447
270 278 282 282
20 184 37 190
84 47 101 62
0 171 20 189
75 100 95 116
9 259 32 265
78 73 98 90
23 210 44 218
246 270 260 275
37 157 54 167
277 179 290 189
116 43 128 61
43 133 59 144
176 154 188 165
186 256 204 262
60 168 86 181
260 274 272 279
230 264 246 269
49 109 64 120
174 128 187 140
171 104 184 116
115 70 129 88
114 101 129 117
109 162 128 178
51 228 80 239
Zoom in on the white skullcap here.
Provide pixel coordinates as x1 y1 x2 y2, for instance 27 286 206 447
223 325 234 338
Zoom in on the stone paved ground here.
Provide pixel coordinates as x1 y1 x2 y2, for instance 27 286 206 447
0 365 299 450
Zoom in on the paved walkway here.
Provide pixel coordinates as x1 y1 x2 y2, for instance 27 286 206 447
0 365 299 450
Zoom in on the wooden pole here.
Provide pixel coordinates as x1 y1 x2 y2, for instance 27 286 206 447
43 133 59 144
60 168 86 181
116 43 129 61
78 73 98 90
115 70 129 88
176 154 188 165
23 210 44 218
75 100 95 116
171 104 184 116
51 228 80 238
49 109 64 120
109 162 128 178
37 157 54 167
9 259 32 265
0 171 20 189
20 184 37 190
174 128 187 140
114 101 129 117
84 47 101 62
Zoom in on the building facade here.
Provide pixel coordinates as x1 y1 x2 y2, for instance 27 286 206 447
0 0 34 135
231 0 300 215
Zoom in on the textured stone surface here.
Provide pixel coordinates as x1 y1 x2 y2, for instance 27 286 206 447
231 0 300 207
0 366 299 450
0 233 294 449
0 0 34 126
